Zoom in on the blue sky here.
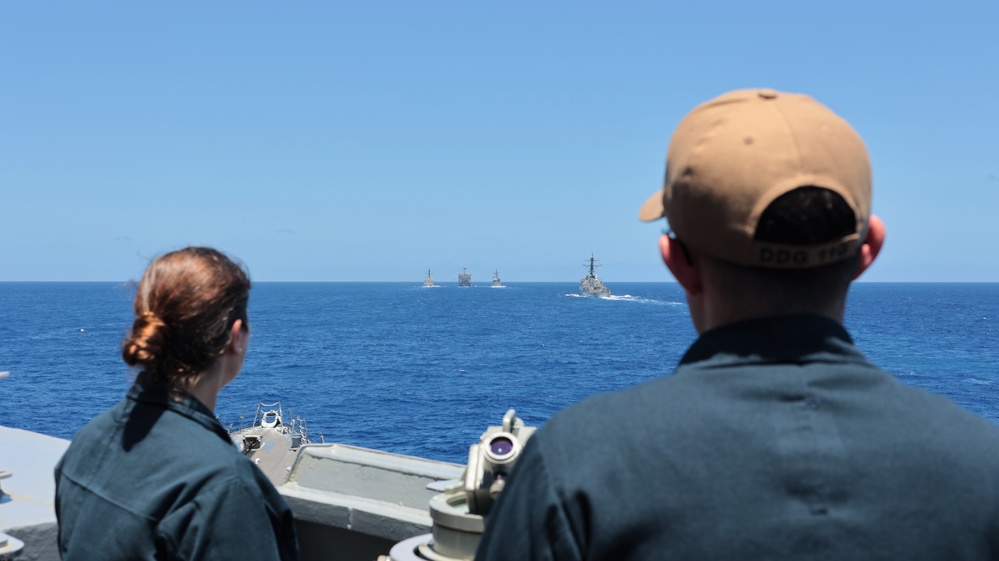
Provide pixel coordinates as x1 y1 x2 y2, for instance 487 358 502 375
3 1 997 282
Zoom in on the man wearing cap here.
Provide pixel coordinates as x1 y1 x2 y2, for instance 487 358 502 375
475 89 999 560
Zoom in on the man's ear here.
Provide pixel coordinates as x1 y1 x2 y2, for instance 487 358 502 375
660 234 702 296
854 214 886 280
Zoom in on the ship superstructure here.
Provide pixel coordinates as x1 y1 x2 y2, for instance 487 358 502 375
457 268 472 287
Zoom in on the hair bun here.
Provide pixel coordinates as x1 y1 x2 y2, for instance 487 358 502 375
122 311 168 367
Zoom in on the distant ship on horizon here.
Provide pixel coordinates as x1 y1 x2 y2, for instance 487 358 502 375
579 255 611 297
457 268 472 287
492 270 503 288
423 269 436 288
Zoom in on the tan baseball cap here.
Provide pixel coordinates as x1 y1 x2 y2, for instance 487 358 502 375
639 89 871 268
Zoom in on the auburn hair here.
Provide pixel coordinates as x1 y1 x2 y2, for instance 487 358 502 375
122 247 250 384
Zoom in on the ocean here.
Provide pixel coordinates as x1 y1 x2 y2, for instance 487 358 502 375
2 282 997 465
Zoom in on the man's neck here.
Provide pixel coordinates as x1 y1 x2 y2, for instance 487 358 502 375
690 287 846 334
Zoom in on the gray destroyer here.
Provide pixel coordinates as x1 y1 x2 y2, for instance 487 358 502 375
579 255 611 297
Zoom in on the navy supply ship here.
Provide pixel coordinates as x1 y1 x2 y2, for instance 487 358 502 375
579 254 611 297
457 268 472 287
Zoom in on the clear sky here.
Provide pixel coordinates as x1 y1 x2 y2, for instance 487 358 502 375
3 1 997 282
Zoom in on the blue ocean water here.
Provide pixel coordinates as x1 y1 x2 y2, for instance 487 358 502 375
1 282 997 464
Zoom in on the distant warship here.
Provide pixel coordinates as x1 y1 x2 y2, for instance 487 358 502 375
579 255 611 297
492 270 502 287
457 268 472 287
424 269 435 287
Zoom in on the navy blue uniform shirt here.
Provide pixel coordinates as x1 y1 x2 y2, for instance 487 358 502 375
55 374 299 560
476 314 999 561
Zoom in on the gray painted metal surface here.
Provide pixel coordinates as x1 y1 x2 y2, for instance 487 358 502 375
0 426 69 561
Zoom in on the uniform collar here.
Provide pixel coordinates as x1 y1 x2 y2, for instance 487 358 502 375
126 372 230 440
680 313 857 366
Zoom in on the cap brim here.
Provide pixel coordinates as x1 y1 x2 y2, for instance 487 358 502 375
638 190 666 222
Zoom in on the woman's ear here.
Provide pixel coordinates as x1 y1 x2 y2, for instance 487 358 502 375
229 319 246 355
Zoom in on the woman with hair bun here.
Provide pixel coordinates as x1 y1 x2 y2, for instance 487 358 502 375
54 247 299 560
